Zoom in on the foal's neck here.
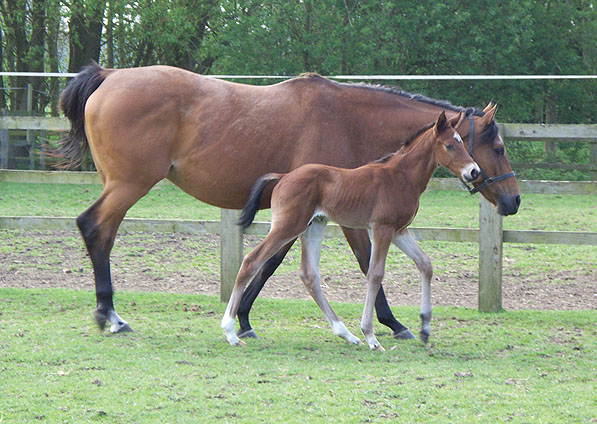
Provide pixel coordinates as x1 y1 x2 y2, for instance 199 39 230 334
387 130 439 192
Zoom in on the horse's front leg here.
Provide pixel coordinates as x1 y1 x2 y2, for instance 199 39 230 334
341 227 415 340
393 229 433 343
361 226 393 351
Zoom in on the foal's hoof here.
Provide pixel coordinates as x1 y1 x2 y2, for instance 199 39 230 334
393 328 416 340
370 343 386 352
419 331 430 344
237 328 259 339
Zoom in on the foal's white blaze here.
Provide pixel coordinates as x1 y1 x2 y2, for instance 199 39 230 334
453 131 463 144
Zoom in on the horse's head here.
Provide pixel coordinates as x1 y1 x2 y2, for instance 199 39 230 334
465 104 521 216
433 111 480 183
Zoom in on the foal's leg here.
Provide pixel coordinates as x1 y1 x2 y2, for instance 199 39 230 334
222 228 300 345
393 229 433 343
77 181 154 332
237 239 297 339
300 219 361 345
342 228 415 340
361 226 394 351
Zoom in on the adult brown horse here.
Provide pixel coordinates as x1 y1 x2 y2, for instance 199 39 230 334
57 62 520 336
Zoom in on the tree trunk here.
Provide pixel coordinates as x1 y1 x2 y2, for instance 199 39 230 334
47 0 61 116
68 1 106 73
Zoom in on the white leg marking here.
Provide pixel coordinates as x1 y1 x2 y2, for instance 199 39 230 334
393 229 433 338
107 310 130 333
300 219 361 345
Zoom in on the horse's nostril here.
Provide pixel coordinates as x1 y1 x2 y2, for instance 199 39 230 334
515 195 521 207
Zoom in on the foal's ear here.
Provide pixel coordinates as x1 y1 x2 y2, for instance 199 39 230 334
434 111 448 134
449 111 464 129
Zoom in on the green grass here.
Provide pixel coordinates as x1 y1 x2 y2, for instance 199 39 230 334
0 287 595 423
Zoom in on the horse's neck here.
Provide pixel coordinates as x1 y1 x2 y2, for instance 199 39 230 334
387 132 438 193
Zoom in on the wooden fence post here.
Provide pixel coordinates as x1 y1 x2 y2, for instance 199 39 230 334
220 208 243 302
26 84 34 170
478 196 503 312
0 114 7 169
590 141 597 181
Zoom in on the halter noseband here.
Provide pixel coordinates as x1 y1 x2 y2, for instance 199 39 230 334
462 113 515 195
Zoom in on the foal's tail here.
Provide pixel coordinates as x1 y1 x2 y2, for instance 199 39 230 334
238 173 283 229
54 61 111 169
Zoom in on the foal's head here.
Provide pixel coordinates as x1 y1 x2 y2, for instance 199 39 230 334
432 111 480 183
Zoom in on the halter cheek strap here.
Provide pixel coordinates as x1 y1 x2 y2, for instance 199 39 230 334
462 114 515 195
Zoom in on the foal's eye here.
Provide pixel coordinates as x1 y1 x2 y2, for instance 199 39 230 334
445 144 454 151
494 147 505 156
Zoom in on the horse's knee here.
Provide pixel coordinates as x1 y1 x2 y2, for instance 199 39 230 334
368 269 385 286
416 256 433 281
299 266 319 291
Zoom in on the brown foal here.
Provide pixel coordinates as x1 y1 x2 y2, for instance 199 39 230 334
222 111 479 350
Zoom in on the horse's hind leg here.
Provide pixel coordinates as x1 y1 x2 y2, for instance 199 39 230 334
78 182 152 332
300 218 361 345
341 227 415 340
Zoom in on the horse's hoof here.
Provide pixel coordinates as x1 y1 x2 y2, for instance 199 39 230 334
419 331 430 344
237 328 259 339
93 309 108 331
393 328 416 340
111 323 133 333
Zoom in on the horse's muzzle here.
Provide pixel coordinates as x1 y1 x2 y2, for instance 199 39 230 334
498 194 521 216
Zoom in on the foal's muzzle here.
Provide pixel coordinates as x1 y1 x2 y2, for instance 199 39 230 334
462 164 481 183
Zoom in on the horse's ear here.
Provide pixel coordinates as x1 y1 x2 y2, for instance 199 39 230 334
482 104 498 125
482 102 494 113
449 111 464 129
434 111 447 134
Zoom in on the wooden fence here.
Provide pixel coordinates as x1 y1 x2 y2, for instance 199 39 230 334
1 116 596 311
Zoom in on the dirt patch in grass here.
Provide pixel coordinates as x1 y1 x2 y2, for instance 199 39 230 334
1 230 595 311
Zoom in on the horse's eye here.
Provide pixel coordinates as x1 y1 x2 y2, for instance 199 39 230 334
494 148 505 156
445 144 454 151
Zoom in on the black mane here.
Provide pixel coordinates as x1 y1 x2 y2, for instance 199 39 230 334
341 81 500 145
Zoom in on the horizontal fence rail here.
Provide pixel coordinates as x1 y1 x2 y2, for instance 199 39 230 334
1 72 596 80
1 216 595 246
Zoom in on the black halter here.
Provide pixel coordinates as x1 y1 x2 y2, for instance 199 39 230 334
462 113 516 195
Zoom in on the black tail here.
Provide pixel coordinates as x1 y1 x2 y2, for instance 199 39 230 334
238 174 282 229
54 61 109 169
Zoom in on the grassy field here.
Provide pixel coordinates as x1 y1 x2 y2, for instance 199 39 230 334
1 287 595 423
